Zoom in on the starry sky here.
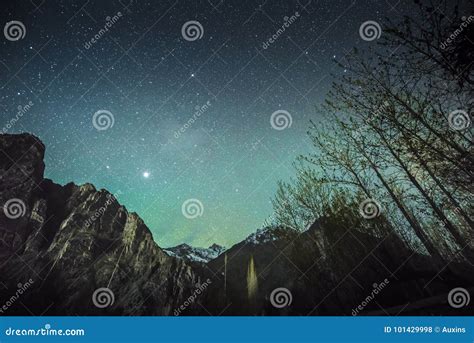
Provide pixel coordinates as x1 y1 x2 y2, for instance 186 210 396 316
0 0 413 248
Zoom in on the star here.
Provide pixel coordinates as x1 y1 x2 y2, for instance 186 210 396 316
5 0 400 248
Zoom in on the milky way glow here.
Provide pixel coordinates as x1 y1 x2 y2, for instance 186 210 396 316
0 0 414 248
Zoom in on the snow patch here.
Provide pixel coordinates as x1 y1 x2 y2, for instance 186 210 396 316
164 243 226 263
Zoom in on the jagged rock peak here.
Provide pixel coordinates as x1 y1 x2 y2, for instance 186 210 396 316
0 133 203 315
164 242 226 263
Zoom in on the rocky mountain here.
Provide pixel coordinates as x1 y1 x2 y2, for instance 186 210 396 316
243 227 282 245
164 243 226 263
0 133 203 315
1 133 473 316
203 221 474 315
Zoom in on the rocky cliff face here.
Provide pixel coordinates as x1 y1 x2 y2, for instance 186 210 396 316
1 133 473 316
0 133 202 315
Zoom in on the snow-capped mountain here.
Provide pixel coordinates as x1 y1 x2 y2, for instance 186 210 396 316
164 243 226 263
244 226 288 245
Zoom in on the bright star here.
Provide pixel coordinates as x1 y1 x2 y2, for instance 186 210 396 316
143 171 150 178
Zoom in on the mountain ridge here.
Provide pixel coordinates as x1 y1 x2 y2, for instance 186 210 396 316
1 133 473 316
164 243 226 263
0 133 202 315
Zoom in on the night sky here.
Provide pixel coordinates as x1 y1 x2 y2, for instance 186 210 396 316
0 0 411 248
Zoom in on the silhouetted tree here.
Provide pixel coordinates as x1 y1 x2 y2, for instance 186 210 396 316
273 0 473 262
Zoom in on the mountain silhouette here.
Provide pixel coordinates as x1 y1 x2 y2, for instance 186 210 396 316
1 133 472 316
